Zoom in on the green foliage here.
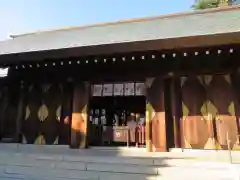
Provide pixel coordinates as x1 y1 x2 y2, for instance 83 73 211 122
192 0 219 9
192 0 239 9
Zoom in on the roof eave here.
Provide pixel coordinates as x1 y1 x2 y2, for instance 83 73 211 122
9 4 240 39
1 31 240 65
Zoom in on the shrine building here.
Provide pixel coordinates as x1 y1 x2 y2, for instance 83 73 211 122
0 5 239 152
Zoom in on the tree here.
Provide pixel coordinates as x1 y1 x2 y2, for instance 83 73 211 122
192 0 219 9
192 0 238 9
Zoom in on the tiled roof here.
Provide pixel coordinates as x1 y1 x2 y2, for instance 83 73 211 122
0 5 240 55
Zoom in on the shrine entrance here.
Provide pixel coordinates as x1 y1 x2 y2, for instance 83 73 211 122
88 82 146 147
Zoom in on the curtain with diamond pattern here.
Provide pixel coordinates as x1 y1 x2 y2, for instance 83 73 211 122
181 74 240 150
22 83 63 145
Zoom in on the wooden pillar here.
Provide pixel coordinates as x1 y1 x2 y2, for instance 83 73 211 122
145 77 167 152
0 85 4 140
70 82 89 149
170 77 182 148
0 85 9 140
231 72 240 133
0 85 5 140
59 81 73 145
15 81 25 143
146 102 152 152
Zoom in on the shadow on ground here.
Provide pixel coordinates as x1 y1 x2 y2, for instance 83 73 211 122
0 144 201 180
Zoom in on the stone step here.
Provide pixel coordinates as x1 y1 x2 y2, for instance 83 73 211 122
0 152 238 180
0 155 159 175
0 151 236 172
0 171 97 180
0 152 157 165
1 163 236 180
0 151 204 167
2 165 157 180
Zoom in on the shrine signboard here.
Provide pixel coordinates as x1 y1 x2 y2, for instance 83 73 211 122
92 85 102 96
114 84 124 96
124 83 135 96
135 83 146 96
91 82 146 97
102 84 113 96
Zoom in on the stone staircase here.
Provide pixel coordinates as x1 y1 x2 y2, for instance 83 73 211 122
0 152 160 180
0 145 237 180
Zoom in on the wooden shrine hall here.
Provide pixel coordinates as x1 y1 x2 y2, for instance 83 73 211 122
0 5 239 152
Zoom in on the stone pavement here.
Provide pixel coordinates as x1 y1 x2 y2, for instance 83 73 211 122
0 144 239 180
1 144 240 162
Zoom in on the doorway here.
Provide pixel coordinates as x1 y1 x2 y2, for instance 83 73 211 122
88 83 146 147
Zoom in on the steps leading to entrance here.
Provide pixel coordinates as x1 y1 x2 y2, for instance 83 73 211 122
0 144 237 180
0 153 160 180
0 152 160 175
0 151 234 180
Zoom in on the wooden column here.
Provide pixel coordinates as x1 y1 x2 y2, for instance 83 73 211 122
170 77 182 148
15 81 25 143
145 77 167 152
0 85 6 140
0 85 4 140
59 81 73 145
70 82 89 149
231 73 240 134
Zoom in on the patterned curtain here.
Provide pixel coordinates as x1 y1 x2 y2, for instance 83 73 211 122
205 75 238 150
181 76 211 149
23 83 63 145
22 84 42 144
180 74 239 150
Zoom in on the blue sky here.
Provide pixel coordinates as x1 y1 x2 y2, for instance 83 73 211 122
0 0 194 40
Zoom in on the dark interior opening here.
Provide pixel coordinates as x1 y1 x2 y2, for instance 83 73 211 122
88 95 146 146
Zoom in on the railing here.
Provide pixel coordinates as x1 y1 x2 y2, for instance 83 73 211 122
89 124 146 147
135 125 146 147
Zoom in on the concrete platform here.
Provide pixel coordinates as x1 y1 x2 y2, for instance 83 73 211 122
0 144 239 180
